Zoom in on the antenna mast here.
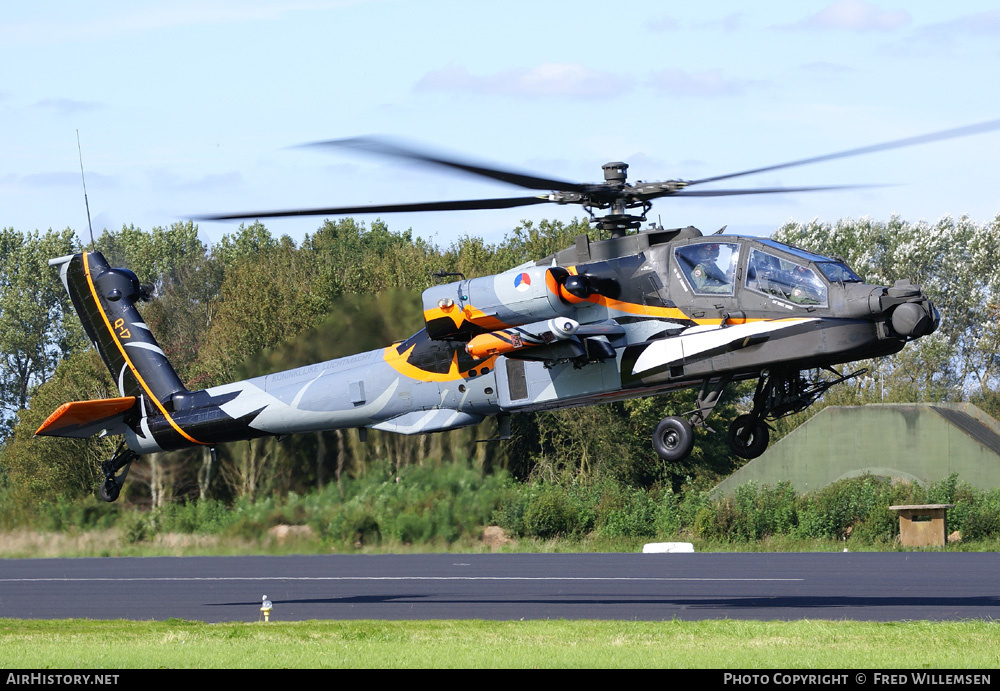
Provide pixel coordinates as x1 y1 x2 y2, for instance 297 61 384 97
76 130 96 249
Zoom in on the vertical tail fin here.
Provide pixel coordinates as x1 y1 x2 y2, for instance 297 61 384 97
51 251 187 406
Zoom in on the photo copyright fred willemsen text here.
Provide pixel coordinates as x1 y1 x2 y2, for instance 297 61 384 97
723 673 991 685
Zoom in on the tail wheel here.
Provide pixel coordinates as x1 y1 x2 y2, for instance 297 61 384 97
727 414 769 459
98 441 135 502
653 416 694 461
100 478 121 502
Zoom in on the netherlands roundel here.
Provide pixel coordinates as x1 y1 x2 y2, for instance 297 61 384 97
514 272 531 292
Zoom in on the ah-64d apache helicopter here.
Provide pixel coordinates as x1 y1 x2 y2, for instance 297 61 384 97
37 122 998 502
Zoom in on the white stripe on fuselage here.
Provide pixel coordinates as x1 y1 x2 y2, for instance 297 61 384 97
124 341 166 357
631 318 818 376
207 377 401 434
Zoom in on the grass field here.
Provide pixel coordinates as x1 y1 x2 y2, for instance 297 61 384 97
2 619 998 669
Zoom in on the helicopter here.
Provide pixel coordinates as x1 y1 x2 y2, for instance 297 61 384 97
35 121 1000 502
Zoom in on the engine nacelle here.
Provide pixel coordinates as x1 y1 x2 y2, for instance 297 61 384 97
422 265 584 340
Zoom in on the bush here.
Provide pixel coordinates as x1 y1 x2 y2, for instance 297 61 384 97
694 482 797 542
521 484 593 538
927 475 1000 541
12 458 1000 552
308 460 512 547
793 475 921 541
597 484 657 538
652 487 682 537
119 511 155 544
958 498 1000 541
324 499 381 546
156 499 235 534
34 497 122 532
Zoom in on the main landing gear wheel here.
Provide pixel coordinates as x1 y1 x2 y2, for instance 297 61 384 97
653 416 694 461
727 414 769 459
100 478 121 502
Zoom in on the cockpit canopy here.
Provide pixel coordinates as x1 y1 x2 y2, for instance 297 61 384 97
674 237 864 309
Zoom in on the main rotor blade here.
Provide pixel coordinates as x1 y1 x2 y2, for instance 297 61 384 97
304 137 591 194
688 118 1000 187
196 195 552 221
657 183 880 199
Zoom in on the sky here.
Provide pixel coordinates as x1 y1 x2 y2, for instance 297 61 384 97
2 0 999 249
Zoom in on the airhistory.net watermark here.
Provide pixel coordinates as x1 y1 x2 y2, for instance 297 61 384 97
6 674 119 686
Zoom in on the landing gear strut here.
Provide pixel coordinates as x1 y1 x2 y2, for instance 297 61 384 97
99 441 137 502
651 367 864 462
727 366 866 459
652 375 731 462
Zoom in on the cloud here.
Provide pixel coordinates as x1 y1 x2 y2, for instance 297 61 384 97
645 11 745 32
874 9 1000 57
940 9 1000 36
647 69 757 97
33 98 104 117
792 0 910 32
644 14 680 32
697 12 747 32
913 10 1000 44
416 63 633 100
800 61 856 75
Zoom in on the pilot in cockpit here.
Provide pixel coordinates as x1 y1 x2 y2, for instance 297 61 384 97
690 243 731 294
748 252 778 289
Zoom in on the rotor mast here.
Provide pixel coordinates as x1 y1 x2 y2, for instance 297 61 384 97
593 161 652 238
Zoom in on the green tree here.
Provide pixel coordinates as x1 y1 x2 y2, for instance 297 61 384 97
97 222 205 288
773 215 1000 405
303 218 442 298
212 221 279 270
0 227 82 440
1 349 118 509
194 225 326 386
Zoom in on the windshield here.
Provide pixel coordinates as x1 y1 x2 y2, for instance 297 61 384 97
816 261 863 283
746 248 827 307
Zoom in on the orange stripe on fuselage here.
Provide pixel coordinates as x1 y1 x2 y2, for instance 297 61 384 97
552 266 719 324
553 266 783 327
82 252 204 445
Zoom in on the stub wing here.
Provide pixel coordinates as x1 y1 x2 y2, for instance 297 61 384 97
35 396 137 439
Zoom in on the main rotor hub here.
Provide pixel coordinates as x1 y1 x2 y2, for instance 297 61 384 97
602 162 629 184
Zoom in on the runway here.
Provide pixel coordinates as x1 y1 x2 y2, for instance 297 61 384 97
1 552 997 622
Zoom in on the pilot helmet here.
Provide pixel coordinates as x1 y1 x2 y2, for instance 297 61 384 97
699 243 720 260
